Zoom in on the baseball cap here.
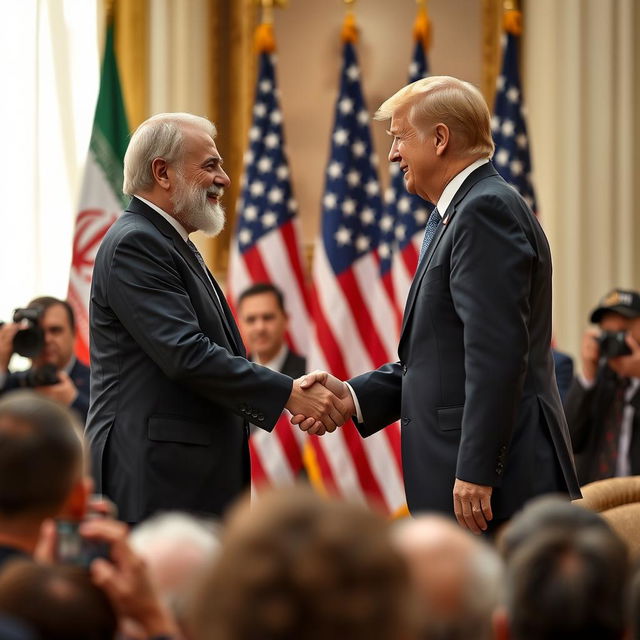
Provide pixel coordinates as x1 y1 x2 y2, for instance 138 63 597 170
590 288 640 323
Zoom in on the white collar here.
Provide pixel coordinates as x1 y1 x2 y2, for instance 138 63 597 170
253 344 289 372
135 195 190 243
435 158 490 217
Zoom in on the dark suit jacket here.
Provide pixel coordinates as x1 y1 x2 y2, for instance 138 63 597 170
565 369 640 485
552 349 574 404
86 197 293 523
2 359 90 423
350 163 581 519
280 350 306 379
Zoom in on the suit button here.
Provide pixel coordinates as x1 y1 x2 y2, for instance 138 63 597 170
252 411 258 418
496 468 503 475
402 364 407 375
257 414 265 422
500 446 507 454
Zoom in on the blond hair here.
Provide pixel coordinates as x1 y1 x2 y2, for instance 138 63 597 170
375 76 494 157
123 112 217 196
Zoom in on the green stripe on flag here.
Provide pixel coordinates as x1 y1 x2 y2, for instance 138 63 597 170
91 19 130 205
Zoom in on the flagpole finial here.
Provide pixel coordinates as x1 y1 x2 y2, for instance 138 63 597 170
413 2 432 51
342 0 358 43
105 0 115 21
502 0 522 35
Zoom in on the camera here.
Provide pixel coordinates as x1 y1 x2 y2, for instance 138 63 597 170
19 363 59 388
0 307 44 359
597 330 632 359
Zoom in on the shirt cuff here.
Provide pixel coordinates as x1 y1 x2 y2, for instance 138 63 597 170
345 382 363 424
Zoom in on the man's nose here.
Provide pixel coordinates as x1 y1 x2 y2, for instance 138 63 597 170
215 167 231 188
388 139 400 163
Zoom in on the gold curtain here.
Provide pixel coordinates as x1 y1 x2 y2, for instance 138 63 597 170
207 0 258 278
99 0 149 130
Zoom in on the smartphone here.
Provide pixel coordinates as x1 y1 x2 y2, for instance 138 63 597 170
55 517 111 567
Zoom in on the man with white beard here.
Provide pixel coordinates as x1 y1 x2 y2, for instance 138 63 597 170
86 113 348 524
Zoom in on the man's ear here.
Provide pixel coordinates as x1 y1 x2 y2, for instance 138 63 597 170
57 475 92 521
151 157 171 191
434 123 450 156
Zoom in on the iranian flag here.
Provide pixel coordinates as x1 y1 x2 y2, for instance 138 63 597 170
68 19 129 364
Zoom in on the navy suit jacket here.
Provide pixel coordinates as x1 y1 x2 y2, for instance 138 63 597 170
2 359 90 423
86 198 292 523
350 163 581 519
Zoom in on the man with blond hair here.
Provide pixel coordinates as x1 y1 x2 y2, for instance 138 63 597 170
298 76 580 533
86 113 348 524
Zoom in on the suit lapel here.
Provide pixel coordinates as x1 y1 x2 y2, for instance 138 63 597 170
398 163 499 349
128 198 244 355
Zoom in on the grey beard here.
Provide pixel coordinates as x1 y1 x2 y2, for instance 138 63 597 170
172 176 226 237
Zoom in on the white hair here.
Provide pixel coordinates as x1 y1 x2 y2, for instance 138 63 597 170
130 511 220 617
123 112 217 196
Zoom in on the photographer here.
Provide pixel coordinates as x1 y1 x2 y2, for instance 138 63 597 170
565 288 640 485
0 297 89 423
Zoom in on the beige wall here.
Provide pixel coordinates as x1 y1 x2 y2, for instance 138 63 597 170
274 0 483 245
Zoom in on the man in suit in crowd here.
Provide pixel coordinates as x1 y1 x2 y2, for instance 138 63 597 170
0 297 90 422
237 283 306 379
297 76 580 533
553 348 574 404
0 391 89 568
565 288 640 485
86 113 346 524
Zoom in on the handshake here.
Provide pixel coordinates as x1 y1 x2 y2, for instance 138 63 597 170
284 371 356 436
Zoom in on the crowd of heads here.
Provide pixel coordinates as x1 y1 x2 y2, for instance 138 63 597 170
0 389 638 640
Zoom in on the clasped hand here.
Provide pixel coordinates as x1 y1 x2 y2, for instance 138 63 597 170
285 370 355 436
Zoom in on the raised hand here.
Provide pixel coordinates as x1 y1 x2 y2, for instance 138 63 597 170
285 376 352 436
290 370 355 434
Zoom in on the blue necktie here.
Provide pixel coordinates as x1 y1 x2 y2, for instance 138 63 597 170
418 207 441 264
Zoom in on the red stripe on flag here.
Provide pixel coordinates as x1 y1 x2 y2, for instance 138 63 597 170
309 287 349 380
249 439 268 488
337 269 389 368
274 414 303 473
380 271 403 333
340 421 388 510
401 243 419 277
280 221 311 311
242 246 271 283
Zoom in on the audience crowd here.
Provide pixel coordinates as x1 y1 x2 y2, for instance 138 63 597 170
0 286 640 639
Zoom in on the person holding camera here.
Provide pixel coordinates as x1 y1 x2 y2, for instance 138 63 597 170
0 296 90 423
565 288 640 485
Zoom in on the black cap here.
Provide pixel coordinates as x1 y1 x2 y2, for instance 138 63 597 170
590 288 640 324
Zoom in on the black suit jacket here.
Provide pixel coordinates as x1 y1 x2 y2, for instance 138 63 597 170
350 163 581 519
2 359 90 423
86 198 293 523
280 350 306 379
565 369 640 484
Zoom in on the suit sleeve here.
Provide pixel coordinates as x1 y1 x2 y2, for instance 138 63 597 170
106 228 292 431
450 194 536 486
348 362 403 437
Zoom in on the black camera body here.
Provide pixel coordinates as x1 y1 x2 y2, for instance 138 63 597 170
1 307 45 359
598 330 632 359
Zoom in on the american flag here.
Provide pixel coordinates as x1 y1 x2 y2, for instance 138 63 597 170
306 37 405 515
491 32 538 212
227 41 310 489
382 39 433 317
